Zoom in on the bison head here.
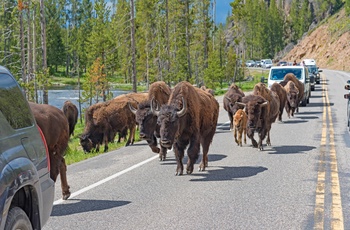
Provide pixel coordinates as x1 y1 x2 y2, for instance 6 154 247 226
286 91 299 108
225 94 244 116
80 134 94 153
237 95 268 130
129 101 157 140
155 97 186 149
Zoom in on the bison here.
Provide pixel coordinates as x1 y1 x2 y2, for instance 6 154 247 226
270 82 287 122
80 92 148 153
237 83 280 150
29 102 71 200
279 73 304 112
233 109 247 147
153 81 219 175
129 81 171 161
284 81 299 118
223 83 245 130
62 100 78 136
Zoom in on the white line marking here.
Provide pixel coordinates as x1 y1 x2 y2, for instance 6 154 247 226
53 155 159 205
216 121 230 129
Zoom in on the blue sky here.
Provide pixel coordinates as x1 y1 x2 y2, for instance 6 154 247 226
215 0 232 24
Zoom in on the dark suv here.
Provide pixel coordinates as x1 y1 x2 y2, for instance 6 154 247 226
0 66 54 229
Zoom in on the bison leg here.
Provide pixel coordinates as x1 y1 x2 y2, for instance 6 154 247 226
243 127 247 145
173 142 185 176
229 112 233 130
59 157 71 200
159 145 167 161
266 131 271 146
234 128 239 145
247 129 258 148
199 139 211 171
186 138 200 174
125 124 136 146
238 129 243 147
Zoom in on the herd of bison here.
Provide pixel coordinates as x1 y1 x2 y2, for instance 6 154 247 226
29 73 303 200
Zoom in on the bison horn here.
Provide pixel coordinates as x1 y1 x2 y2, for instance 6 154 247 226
128 102 137 115
235 102 246 107
151 97 160 116
176 97 187 117
261 101 269 107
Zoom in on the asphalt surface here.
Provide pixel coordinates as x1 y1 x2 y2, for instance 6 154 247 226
43 69 350 230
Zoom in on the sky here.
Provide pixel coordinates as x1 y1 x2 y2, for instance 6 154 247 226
215 0 232 24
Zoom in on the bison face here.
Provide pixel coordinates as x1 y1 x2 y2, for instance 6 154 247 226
226 95 244 115
80 135 94 153
287 92 298 108
135 108 157 140
245 101 268 130
157 106 180 149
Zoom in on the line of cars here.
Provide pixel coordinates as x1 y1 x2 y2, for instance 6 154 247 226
265 59 322 107
245 59 273 68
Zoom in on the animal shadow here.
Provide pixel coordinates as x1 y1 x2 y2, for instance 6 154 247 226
51 199 131 216
268 145 316 154
190 166 268 182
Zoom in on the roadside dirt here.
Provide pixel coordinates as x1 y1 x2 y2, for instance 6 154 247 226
283 9 350 71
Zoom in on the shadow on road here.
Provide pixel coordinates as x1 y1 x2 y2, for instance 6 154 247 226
190 166 268 182
51 199 131 216
268 145 316 154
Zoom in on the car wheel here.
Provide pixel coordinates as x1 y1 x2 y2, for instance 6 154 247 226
5 207 33 230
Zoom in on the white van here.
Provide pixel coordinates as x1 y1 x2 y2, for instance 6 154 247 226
267 66 311 106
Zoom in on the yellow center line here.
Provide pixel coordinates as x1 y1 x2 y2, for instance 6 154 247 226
314 74 344 230
325 84 344 230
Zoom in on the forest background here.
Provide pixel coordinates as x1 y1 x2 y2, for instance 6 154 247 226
1 0 350 106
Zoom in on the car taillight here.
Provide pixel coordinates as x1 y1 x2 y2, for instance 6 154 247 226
37 125 50 171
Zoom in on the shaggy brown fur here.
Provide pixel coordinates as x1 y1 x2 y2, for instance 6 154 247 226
155 81 219 175
283 81 300 118
233 109 247 147
62 100 78 136
81 92 148 153
279 73 305 112
270 83 287 122
129 81 171 161
223 83 245 130
200 85 215 96
29 102 71 200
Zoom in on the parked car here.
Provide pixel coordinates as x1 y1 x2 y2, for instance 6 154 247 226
245 60 256 67
344 80 350 131
277 61 288 66
0 66 54 229
255 60 262 67
267 65 311 106
262 59 273 68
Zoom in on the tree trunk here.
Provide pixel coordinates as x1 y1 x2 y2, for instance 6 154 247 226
19 6 27 96
40 0 49 104
130 0 137 92
27 1 33 101
185 0 192 81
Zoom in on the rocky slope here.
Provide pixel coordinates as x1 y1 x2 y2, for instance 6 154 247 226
282 8 350 71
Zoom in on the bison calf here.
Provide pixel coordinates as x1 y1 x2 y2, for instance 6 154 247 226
233 109 247 147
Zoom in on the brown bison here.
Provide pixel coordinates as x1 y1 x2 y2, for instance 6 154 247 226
284 81 299 118
237 83 280 150
233 109 247 147
29 102 71 200
223 83 245 130
200 85 215 96
270 82 287 122
279 73 305 112
153 81 219 175
129 81 171 161
80 92 148 153
62 100 78 136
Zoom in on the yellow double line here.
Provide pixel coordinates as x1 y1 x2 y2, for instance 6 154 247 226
314 75 344 229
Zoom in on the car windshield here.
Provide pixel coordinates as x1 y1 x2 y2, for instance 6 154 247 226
265 60 272 64
306 65 318 73
270 68 303 80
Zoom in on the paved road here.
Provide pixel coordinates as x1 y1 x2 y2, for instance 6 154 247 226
43 69 350 230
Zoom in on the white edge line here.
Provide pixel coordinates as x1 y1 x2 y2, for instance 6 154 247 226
53 155 159 205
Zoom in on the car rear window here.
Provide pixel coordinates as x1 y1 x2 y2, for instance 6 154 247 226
0 73 34 129
270 68 302 80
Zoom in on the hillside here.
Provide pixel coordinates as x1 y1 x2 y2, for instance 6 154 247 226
283 8 350 71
